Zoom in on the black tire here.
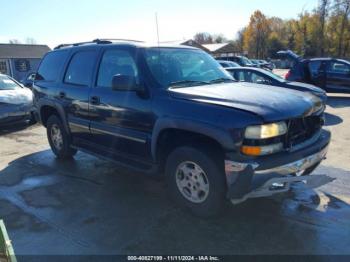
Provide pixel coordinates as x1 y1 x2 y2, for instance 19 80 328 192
46 115 77 159
165 146 227 218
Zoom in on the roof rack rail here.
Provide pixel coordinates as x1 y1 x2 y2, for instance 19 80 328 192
54 38 144 50
93 38 144 43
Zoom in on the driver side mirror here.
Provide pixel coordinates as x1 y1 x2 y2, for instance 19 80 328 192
22 73 36 88
112 74 138 91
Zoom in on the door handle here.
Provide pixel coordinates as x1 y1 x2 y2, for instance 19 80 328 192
58 91 66 99
90 96 100 105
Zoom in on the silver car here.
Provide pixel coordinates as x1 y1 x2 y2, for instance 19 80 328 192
0 74 35 126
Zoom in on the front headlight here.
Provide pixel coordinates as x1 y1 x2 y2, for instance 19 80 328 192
244 121 287 139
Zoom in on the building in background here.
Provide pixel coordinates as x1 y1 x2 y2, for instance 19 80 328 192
158 40 245 60
203 43 242 59
160 39 210 52
0 44 50 82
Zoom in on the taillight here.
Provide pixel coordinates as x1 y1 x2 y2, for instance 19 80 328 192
285 70 291 79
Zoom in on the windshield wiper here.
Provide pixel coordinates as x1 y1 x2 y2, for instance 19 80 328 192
209 78 236 84
168 80 209 88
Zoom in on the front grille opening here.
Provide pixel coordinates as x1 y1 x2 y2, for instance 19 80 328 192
286 115 323 149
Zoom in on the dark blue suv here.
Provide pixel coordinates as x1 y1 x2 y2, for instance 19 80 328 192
33 39 332 217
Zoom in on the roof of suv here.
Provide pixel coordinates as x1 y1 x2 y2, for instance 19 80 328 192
306 58 350 64
53 39 199 51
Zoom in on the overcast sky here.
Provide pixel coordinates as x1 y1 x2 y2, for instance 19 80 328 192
1 0 318 48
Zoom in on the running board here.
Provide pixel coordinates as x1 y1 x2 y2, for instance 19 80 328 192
231 175 335 205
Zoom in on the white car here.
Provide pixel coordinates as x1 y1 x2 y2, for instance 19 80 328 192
0 74 35 126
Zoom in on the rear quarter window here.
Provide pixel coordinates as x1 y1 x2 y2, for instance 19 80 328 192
36 51 68 82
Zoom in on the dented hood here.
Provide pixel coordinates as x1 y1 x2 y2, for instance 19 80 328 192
0 87 33 105
168 82 323 122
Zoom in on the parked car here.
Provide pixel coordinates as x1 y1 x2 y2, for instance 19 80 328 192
278 50 350 93
0 74 35 126
223 56 256 68
250 59 262 67
21 72 37 89
34 39 332 217
217 60 240 68
226 67 327 103
253 59 275 71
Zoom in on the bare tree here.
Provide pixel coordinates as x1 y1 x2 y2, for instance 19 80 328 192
336 0 350 56
212 34 227 43
25 37 37 45
235 28 246 53
318 0 330 56
9 39 21 44
193 32 214 44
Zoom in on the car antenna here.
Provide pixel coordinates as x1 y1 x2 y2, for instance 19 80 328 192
155 12 163 84
155 12 160 46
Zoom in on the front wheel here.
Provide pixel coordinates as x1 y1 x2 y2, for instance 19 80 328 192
165 146 227 217
47 115 77 159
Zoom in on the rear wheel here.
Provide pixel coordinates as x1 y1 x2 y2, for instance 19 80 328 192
47 115 77 159
165 146 227 217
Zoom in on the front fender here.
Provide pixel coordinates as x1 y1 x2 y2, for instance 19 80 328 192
151 117 239 161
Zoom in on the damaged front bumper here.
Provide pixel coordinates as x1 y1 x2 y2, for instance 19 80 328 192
225 129 332 204
0 104 33 126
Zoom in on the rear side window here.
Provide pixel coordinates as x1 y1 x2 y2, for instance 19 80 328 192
36 51 68 81
64 51 97 86
328 61 350 74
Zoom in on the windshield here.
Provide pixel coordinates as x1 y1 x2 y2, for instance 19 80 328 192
0 75 21 90
144 48 233 87
241 57 254 66
261 70 286 82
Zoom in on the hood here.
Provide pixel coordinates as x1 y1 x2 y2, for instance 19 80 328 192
287 81 326 94
0 87 33 105
168 82 323 122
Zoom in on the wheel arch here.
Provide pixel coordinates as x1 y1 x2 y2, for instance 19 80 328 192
38 99 70 133
152 118 236 172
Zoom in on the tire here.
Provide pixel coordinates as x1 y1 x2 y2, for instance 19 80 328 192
165 146 227 218
46 115 77 159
